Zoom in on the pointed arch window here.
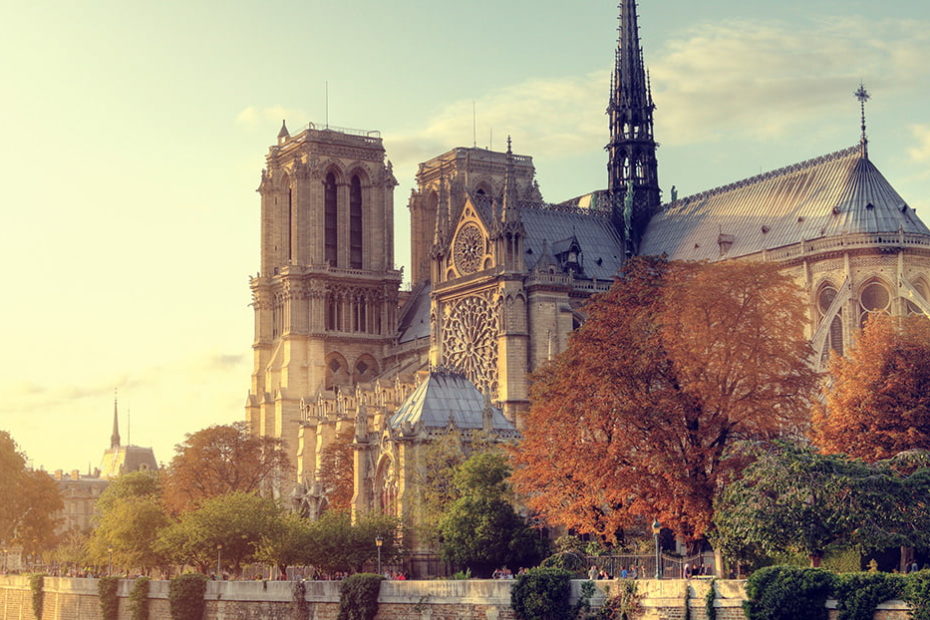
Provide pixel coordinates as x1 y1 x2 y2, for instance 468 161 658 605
350 175 363 269
324 173 338 266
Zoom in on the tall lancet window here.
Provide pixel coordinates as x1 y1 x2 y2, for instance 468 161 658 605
324 172 338 266
349 175 363 269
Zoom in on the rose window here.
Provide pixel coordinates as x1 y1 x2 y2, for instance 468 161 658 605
441 293 499 396
859 281 891 328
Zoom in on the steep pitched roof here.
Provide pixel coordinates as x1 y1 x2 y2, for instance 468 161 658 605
396 280 431 344
640 146 929 261
520 203 625 280
388 371 517 434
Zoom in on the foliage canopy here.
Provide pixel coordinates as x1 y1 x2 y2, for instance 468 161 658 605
513 257 817 541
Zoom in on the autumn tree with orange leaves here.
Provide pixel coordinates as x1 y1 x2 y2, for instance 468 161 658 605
317 427 355 513
512 257 817 543
813 314 930 462
162 422 289 513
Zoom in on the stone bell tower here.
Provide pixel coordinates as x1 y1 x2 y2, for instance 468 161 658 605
246 121 402 471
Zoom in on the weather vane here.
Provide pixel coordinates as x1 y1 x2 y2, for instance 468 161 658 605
855 82 870 158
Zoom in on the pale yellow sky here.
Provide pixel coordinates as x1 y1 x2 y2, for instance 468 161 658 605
1 0 928 471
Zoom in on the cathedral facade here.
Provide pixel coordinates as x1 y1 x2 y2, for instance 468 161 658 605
246 0 930 551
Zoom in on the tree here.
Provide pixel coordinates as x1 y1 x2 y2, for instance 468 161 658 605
413 431 467 545
712 442 930 567
157 492 282 576
15 470 64 557
88 471 170 574
254 510 312 578
303 510 402 576
162 422 289 513
317 427 355 513
512 257 817 542
813 314 930 461
439 451 548 577
0 431 63 556
0 431 27 545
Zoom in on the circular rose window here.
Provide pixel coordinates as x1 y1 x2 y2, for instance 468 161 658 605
860 282 890 312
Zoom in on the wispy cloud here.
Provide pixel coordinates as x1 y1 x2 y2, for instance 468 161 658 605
384 70 607 173
383 15 930 171
909 124 930 163
236 105 307 128
652 17 930 145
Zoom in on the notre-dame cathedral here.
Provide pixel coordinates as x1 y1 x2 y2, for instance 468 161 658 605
245 0 930 552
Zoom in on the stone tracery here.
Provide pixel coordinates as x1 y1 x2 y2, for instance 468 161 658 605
440 291 499 397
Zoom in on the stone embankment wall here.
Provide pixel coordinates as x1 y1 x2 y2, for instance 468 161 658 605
0 575 913 619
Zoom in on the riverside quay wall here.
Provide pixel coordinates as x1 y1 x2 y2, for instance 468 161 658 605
0 575 913 619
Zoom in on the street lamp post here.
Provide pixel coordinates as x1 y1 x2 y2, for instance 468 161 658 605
375 535 383 575
651 519 662 580
216 544 223 578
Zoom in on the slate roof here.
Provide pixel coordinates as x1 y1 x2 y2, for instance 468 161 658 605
388 371 517 434
519 203 624 279
396 280 431 344
640 146 929 261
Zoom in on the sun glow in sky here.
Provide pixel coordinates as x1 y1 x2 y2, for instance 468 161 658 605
1 0 928 472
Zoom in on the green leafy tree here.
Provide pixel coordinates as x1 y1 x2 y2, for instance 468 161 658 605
713 443 930 567
413 430 467 546
88 471 169 574
15 469 64 556
254 510 313 578
158 492 282 576
303 511 401 576
439 451 548 577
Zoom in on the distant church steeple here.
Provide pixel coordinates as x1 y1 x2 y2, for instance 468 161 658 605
607 0 661 256
110 389 121 449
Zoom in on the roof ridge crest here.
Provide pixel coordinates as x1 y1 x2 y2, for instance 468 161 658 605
669 145 861 208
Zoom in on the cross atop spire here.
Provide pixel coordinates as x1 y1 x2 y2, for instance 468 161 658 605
855 83 871 159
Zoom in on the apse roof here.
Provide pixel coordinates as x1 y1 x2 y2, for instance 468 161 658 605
640 146 929 261
388 371 517 433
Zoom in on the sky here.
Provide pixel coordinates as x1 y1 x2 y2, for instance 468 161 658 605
1 0 928 472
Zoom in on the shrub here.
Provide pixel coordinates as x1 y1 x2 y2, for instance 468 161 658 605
511 567 573 620
540 551 587 576
168 573 208 620
743 565 836 620
905 570 930 620
129 577 151 620
98 576 119 620
29 574 44 620
834 572 904 620
594 580 642 620
337 573 384 620
291 580 309 620
705 579 717 620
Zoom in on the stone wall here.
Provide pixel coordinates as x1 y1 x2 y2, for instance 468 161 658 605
0 576 914 620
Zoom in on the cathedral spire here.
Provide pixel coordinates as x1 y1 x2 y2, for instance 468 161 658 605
433 163 449 248
501 136 518 222
110 389 121 449
607 0 661 255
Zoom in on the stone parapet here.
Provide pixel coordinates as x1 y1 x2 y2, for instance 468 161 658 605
0 576 915 620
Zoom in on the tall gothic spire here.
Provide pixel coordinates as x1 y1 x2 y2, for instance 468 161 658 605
110 389 121 449
607 0 661 256
501 136 518 223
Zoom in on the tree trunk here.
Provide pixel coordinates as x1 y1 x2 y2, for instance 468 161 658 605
713 548 725 578
901 546 914 573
